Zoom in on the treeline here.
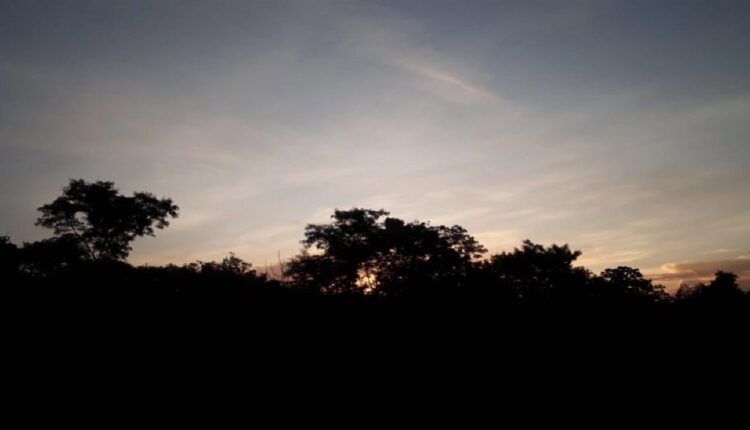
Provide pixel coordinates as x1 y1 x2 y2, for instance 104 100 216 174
2 180 749 422
1 179 747 316
1 203 746 309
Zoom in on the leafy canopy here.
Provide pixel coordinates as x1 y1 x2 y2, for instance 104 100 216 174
36 179 178 261
285 208 486 295
486 240 588 301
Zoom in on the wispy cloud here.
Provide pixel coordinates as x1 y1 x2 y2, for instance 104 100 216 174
701 248 736 255
577 249 654 269
473 230 523 254
2 2 749 274
397 59 509 108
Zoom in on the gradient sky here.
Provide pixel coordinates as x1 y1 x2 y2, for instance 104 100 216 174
2 0 749 290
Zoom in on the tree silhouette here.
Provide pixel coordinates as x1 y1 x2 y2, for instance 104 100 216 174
197 253 257 277
708 271 743 297
0 235 20 276
6 188 750 419
374 218 486 297
682 271 744 304
19 235 88 277
35 179 178 261
286 209 386 294
486 240 588 302
285 208 486 296
672 271 746 308
674 283 695 301
596 266 668 302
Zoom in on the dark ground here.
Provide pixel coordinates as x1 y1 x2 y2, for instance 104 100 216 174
2 281 748 427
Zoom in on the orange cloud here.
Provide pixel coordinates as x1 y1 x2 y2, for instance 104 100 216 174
648 255 750 292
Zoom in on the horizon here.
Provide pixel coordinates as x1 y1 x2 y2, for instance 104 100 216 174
2 1 749 292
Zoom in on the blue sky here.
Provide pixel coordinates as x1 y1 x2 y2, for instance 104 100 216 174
2 1 749 289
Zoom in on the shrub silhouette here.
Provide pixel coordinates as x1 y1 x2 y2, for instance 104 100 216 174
19 235 88 277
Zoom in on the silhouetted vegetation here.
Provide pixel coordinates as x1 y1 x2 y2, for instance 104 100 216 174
2 180 748 423
35 179 178 261
285 208 486 297
674 270 745 306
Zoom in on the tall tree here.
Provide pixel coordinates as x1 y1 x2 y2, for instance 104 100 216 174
36 179 178 261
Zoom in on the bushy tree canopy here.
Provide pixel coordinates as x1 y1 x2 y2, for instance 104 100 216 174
675 271 744 304
595 266 668 302
486 240 589 302
285 208 486 296
36 179 178 261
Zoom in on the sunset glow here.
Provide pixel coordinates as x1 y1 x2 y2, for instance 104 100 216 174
4 3 750 420
1 1 748 290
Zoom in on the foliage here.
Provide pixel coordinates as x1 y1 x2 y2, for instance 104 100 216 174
36 179 178 261
595 266 669 302
196 253 260 278
0 235 20 275
3 181 747 308
674 271 745 305
485 240 589 302
19 235 89 277
285 208 486 296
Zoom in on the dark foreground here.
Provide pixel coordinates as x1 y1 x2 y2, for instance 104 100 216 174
2 281 749 427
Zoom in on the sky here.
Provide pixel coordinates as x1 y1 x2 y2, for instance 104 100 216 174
1 0 749 291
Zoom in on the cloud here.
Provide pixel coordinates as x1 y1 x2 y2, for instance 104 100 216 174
3 1 750 277
648 255 750 291
473 230 523 254
397 59 508 108
576 249 654 268
700 248 736 255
